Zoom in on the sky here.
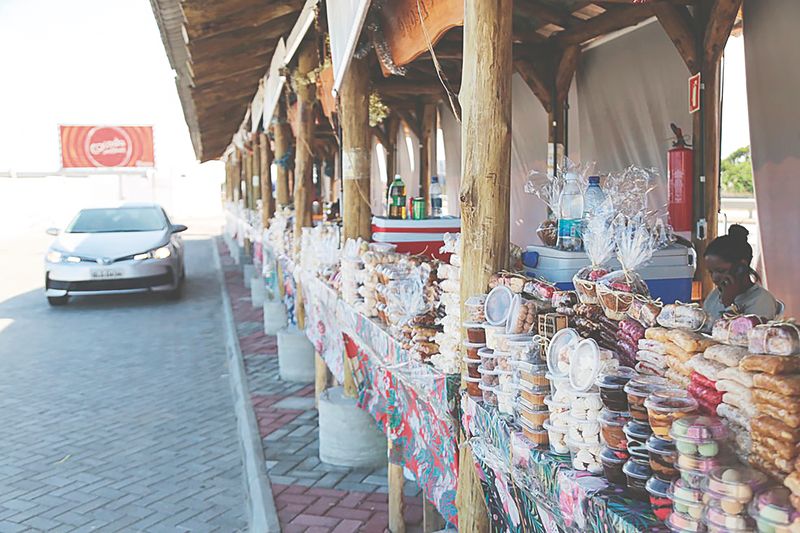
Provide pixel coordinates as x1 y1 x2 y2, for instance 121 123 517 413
0 2 749 176
0 0 215 177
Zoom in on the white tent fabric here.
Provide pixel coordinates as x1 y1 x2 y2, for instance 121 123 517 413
438 102 461 217
369 124 420 216
576 19 690 216
743 0 800 317
370 137 386 216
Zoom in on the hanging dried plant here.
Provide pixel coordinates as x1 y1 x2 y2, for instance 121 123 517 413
369 91 389 127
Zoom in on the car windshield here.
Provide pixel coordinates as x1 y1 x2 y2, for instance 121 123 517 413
66 207 166 233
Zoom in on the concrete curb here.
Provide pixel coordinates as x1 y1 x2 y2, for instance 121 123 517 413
212 238 281 533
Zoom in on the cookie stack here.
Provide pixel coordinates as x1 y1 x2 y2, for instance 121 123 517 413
736 322 800 486
642 327 716 390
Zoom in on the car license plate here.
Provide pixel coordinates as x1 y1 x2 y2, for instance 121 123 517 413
91 269 123 279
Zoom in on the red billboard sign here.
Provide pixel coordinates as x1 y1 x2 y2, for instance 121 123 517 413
60 125 155 168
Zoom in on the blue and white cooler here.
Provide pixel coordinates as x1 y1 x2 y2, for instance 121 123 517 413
522 244 696 304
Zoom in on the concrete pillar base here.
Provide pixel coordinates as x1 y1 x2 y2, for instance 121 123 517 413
277 327 315 383
250 276 265 308
319 387 387 468
243 264 256 289
231 244 242 265
263 301 288 335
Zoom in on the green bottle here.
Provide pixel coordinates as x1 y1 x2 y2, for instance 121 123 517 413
388 175 407 219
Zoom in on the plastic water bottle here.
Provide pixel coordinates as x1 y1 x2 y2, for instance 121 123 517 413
583 175 606 219
556 172 584 251
429 175 443 217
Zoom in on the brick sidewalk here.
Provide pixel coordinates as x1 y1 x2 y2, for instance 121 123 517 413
220 243 428 533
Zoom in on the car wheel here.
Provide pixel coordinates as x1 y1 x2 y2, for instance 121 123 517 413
47 295 69 306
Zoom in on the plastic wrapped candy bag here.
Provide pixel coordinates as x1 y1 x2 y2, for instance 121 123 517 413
596 214 657 321
573 199 615 304
603 166 658 219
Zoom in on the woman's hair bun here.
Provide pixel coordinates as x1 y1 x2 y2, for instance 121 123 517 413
728 224 749 241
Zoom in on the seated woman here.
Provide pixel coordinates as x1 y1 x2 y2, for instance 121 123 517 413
703 224 779 323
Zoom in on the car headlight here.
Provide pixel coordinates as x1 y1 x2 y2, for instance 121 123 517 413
134 246 171 261
46 250 63 263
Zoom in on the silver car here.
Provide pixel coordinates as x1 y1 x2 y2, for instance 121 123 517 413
44 204 187 306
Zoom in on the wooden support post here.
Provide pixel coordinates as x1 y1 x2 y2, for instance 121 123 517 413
292 37 319 331
224 158 232 201
314 352 330 408
244 147 254 255
340 55 372 242
457 1 513 532
234 150 243 203
274 102 292 208
340 55 372 399
419 103 437 215
252 135 261 214
260 132 274 227
690 0 741 298
388 443 405 533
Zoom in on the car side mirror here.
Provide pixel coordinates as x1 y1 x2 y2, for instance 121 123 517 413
46 227 60 236
171 224 188 233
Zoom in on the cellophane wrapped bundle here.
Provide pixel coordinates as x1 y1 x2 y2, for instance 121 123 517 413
597 214 656 321
573 201 615 304
525 158 592 247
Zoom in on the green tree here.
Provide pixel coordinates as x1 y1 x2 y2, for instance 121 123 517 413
720 145 754 194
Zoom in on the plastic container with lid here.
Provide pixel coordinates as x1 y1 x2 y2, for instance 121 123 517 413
514 360 549 387
670 478 705 519
569 338 602 392
518 417 549 447
465 294 487 323
566 437 603 474
704 498 755 531
645 393 699 440
646 476 673 521
568 390 603 420
479 382 498 405
506 294 536 334
670 415 730 443
478 365 504 387
544 395 570 427
484 324 506 350
463 341 486 360
646 434 678 481
478 347 497 370
566 415 602 446
677 464 713 489
463 356 481 379
704 467 768 509
543 419 569 455
463 321 486 344
601 447 629 485
624 375 671 422
598 409 630 451
667 510 705 532
484 286 513 325
623 419 653 449
518 399 550 428
628 444 651 466
516 379 549 406
596 366 638 411
749 487 798 533
465 375 481 397
622 459 652 501
507 335 537 359
546 371 572 395
546 327 580 377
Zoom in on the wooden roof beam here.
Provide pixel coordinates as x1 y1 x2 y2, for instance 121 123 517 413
653 3 698 73
555 4 655 46
704 0 742 65
182 0 303 41
514 57 552 112
555 45 580 103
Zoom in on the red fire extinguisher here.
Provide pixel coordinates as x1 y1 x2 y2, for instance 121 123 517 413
668 123 694 236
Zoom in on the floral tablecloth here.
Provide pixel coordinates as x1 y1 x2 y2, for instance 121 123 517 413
463 396 668 533
294 270 460 526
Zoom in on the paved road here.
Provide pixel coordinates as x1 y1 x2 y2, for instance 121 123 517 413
0 224 246 532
